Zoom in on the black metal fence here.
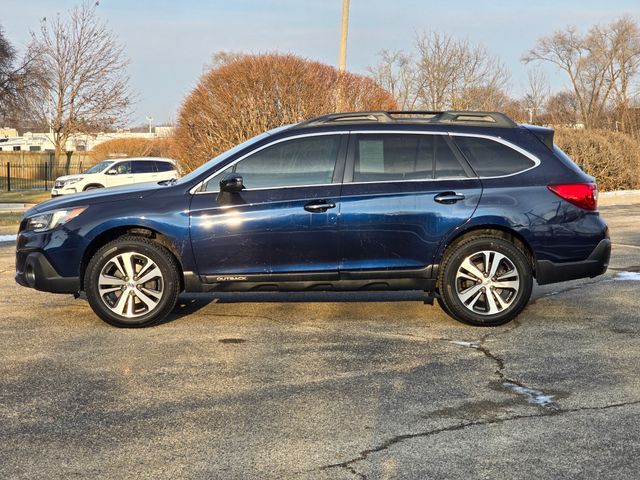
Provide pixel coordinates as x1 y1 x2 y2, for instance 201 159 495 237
0 161 86 191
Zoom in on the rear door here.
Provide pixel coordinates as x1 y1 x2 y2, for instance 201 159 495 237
132 160 160 183
189 133 346 277
338 132 482 274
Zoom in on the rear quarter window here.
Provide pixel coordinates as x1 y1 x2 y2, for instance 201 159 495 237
155 161 176 172
454 136 536 177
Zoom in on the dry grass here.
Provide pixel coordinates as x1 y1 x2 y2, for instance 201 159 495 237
0 190 52 204
554 128 640 191
0 212 23 228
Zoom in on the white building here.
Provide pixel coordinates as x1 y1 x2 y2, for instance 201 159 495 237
0 127 175 152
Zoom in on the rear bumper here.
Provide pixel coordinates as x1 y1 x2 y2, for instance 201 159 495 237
535 238 611 285
15 251 80 294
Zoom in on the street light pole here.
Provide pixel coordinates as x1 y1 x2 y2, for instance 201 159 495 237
339 0 350 72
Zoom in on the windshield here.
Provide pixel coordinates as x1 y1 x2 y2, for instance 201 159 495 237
84 160 115 174
175 126 291 186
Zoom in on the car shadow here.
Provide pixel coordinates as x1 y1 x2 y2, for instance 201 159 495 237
161 290 428 325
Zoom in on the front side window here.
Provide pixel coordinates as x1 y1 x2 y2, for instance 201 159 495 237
354 134 467 182
453 136 535 177
203 135 341 191
112 161 131 174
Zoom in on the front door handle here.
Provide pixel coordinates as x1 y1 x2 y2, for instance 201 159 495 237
304 200 336 213
434 192 466 204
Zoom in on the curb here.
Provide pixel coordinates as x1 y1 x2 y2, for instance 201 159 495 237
599 190 640 206
0 203 34 213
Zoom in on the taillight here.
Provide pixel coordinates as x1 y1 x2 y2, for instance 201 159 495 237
547 183 598 211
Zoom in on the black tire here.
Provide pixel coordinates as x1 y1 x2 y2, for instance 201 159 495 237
436 296 454 317
438 236 532 327
85 235 181 328
83 184 104 191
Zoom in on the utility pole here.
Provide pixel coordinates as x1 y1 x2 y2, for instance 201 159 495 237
146 116 154 134
338 0 350 72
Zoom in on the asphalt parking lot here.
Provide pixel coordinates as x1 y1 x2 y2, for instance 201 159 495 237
1 204 639 479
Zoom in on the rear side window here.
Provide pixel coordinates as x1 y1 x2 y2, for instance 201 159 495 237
435 137 468 178
131 161 156 174
155 161 175 172
354 134 467 181
453 136 535 177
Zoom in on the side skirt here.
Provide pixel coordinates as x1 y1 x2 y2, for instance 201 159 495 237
183 268 437 294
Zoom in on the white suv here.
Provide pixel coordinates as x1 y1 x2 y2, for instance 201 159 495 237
51 157 178 197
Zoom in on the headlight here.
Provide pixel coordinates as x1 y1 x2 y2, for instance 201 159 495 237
63 177 84 185
25 207 87 232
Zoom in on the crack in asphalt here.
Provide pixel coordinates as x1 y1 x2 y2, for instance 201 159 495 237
319 321 564 478
445 318 556 410
319 399 640 479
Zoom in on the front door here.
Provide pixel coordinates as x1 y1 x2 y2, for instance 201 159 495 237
105 161 133 187
189 133 346 278
339 132 482 274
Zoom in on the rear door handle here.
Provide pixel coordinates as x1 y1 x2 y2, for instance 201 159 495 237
434 192 466 204
304 200 336 213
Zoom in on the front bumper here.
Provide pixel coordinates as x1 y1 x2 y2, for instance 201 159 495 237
15 251 80 294
535 238 611 285
51 188 76 197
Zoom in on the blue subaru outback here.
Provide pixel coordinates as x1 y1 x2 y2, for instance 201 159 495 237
15 111 610 328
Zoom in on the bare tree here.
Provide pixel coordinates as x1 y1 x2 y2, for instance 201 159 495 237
607 16 640 135
368 49 419 110
524 17 640 129
0 26 40 126
415 32 511 111
524 64 550 123
546 90 580 125
28 2 133 162
370 32 511 112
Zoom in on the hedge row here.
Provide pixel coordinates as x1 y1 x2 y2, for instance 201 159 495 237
554 128 640 191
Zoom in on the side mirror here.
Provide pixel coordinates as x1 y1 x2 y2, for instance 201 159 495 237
106 169 118 175
220 173 244 193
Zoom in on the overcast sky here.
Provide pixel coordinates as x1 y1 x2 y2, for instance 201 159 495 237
3 0 640 125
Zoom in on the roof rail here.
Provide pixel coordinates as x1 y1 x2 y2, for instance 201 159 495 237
294 110 518 129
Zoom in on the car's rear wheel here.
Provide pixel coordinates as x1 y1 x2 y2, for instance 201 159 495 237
438 236 532 326
85 235 181 327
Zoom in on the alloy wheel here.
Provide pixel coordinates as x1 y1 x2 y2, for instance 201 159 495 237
454 250 520 316
98 252 164 318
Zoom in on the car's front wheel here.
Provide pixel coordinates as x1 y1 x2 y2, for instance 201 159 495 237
85 235 181 327
438 235 533 326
